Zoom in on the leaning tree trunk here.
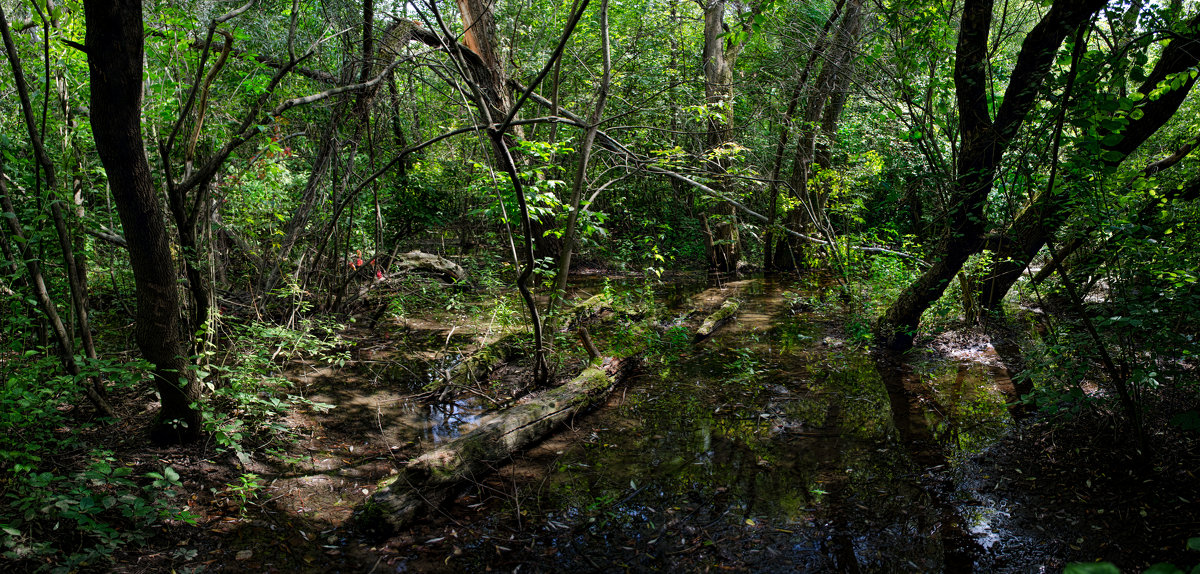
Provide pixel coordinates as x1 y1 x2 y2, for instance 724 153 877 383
85 0 201 443
875 0 1106 349
978 10 1200 309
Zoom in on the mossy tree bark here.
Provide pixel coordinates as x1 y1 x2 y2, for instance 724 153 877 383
700 0 748 273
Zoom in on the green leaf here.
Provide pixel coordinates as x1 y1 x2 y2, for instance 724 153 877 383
1144 564 1183 574
164 467 180 482
1065 561 1118 571
1064 564 1120 574
1101 134 1124 147
1188 537 1200 551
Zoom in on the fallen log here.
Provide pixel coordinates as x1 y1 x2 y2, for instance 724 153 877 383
568 292 614 326
370 355 638 529
695 299 740 340
388 250 468 283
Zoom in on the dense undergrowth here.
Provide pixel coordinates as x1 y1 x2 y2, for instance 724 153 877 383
4 238 1200 572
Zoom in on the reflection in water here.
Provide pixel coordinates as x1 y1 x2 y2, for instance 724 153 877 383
391 275 1023 571
424 398 485 443
536 276 1019 571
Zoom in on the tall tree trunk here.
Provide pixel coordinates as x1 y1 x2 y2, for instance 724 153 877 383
2 4 110 407
772 0 860 272
763 0 847 271
450 0 571 385
875 0 1106 349
548 0 612 326
0 165 117 418
701 0 744 273
85 0 201 442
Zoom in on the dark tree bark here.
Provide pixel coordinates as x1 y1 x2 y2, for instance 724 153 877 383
876 0 1107 349
978 10 1200 308
85 0 201 443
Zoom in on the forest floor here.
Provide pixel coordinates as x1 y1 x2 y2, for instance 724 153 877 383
72 273 1200 573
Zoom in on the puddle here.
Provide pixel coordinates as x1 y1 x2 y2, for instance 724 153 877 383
446 274 1022 571
284 273 1023 571
423 396 487 443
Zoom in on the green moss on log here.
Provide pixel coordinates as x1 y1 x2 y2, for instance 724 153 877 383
696 299 740 338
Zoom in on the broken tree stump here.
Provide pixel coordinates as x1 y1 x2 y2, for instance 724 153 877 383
370 355 638 529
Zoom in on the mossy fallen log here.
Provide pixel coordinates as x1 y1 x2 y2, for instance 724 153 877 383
568 292 614 326
567 291 652 328
370 355 638 529
695 299 740 340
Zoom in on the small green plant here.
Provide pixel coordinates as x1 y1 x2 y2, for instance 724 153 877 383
221 473 264 516
200 319 337 456
1064 536 1200 573
1 450 195 570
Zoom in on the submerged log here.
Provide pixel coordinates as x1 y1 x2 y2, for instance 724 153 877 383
370 355 638 529
695 299 740 340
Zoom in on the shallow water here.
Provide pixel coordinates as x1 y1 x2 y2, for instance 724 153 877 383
394 274 1023 572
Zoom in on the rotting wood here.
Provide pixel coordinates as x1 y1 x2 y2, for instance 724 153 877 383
568 291 649 328
386 250 468 283
695 299 740 340
568 292 613 328
370 355 638 530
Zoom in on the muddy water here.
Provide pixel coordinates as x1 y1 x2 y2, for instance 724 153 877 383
407 274 1022 572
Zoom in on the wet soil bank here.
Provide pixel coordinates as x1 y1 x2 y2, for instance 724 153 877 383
107 273 1199 573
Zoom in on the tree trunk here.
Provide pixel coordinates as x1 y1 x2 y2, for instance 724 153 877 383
701 0 742 273
772 0 860 272
548 0 612 327
978 10 1200 309
762 0 848 272
85 0 201 443
2 5 111 410
0 168 117 419
876 0 1106 349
